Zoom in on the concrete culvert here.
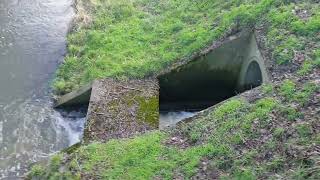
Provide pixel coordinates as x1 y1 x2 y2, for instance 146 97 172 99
54 32 268 131
243 61 263 90
158 32 267 128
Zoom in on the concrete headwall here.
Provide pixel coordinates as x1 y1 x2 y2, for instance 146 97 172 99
158 32 267 111
54 83 92 108
54 31 268 135
83 79 159 142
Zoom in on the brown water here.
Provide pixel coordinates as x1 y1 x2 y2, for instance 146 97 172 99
0 0 76 178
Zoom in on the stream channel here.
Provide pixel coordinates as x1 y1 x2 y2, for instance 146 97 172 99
0 1 201 178
0 0 86 179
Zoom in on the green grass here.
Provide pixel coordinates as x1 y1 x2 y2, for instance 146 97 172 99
29 0 320 179
261 83 274 94
53 0 280 94
279 79 296 100
295 82 318 105
278 80 318 106
29 165 45 177
29 131 217 179
280 105 302 121
29 89 320 179
314 49 320 67
53 0 320 94
273 127 285 139
298 60 314 76
296 123 312 138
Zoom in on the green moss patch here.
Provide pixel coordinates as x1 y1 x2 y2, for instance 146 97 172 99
137 96 159 127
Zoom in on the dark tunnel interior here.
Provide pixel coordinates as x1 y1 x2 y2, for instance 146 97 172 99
158 34 264 113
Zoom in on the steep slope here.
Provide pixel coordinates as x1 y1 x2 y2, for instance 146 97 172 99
53 0 276 94
29 0 319 179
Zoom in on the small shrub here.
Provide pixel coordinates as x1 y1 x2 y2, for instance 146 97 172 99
265 139 277 151
190 130 202 142
212 99 245 119
69 159 80 171
52 80 66 95
315 133 320 144
240 150 258 166
290 167 309 179
292 14 320 36
229 133 244 145
268 6 297 28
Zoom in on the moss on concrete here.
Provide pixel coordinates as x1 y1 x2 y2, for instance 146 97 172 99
137 96 159 128
83 79 159 142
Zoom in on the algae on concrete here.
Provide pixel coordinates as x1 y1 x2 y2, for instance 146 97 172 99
83 79 159 142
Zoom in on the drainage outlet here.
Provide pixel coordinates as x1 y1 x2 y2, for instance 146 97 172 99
158 32 267 128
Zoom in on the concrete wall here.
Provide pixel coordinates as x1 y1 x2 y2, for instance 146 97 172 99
54 83 92 108
55 31 268 134
158 32 267 111
237 32 268 91
83 79 159 142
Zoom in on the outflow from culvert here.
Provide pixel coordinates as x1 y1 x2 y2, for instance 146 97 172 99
158 32 267 128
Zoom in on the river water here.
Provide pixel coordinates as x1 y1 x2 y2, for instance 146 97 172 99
0 0 80 179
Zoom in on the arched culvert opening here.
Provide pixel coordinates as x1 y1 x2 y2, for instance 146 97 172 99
243 61 263 90
158 32 267 128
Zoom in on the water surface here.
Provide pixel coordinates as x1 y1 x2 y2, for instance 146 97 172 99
0 0 77 178
160 111 196 129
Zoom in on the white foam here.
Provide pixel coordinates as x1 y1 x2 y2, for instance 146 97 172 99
55 112 85 146
160 111 196 129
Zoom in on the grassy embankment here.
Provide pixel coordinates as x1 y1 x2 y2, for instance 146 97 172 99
31 0 320 179
53 0 276 94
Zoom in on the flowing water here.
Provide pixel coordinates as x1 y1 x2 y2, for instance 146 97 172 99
160 111 196 129
0 0 83 179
